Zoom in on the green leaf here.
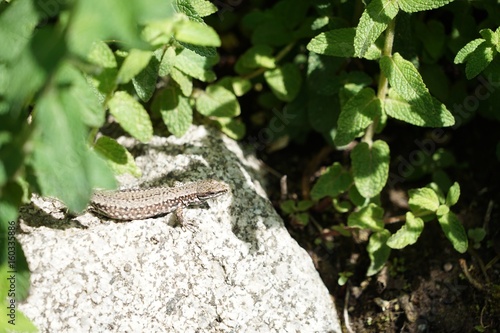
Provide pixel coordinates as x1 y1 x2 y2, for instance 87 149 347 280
408 187 440 215
264 63 302 102
58 63 105 128
464 42 496 79
174 20 221 47
338 271 354 286
174 48 217 82
117 49 153 84
307 28 356 58
93 136 141 178
158 47 176 77
132 55 161 102
152 87 193 137
0 0 40 62
380 53 454 126
366 230 391 276
237 45 276 69
380 53 430 101
310 162 353 200
351 140 390 199
189 0 218 17
383 89 454 127
348 203 385 232
348 185 367 207
170 67 193 96
307 52 344 95
108 91 153 143
437 211 468 253
414 20 446 62
67 0 145 57
468 228 486 244
354 0 399 58
446 182 460 207
297 200 315 211
5 27 66 106
33 89 115 212
454 39 484 64
280 200 297 214
196 85 240 117
212 117 246 140
231 78 252 96
87 41 117 68
0 182 23 222
398 0 454 13
386 212 424 249
307 93 340 133
436 204 449 216
335 88 381 146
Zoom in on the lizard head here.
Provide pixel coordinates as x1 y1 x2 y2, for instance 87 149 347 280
195 179 230 200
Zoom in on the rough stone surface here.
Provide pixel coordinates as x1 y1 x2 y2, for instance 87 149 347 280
17 126 341 333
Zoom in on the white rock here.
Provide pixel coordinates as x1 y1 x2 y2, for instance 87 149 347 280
18 125 341 333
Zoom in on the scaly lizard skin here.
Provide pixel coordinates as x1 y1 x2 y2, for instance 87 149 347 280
90 179 230 221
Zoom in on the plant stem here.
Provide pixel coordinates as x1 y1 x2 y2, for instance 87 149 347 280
362 18 396 146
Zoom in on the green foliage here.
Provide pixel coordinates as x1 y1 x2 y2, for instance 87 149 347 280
455 27 500 79
0 0 492 313
1 0 245 328
280 199 315 226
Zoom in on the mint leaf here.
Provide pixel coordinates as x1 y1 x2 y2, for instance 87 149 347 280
437 211 468 253
383 89 454 127
196 85 240 117
310 162 353 200
33 89 115 212
93 136 141 178
174 48 217 82
398 0 454 13
212 117 246 140
237 45 276 69
463 42 495 79
352 140 390 199
132 55 161 102
189 0 218 17
454 39 483 64
170 67 193 96
87 41 117 68
446 182 460 207
348 203 385 232
380 53 454 126
366 230 391 276
386 212 424 249
380 53 430 101
264 63 302 102
408 187 440 214
307 28 356 58
108 91 153 143
158 47 176 76
152 87 193 137
0 0 39 62
174 20 221 47
335 88 381 146
354 0 399 58
117 49 153 84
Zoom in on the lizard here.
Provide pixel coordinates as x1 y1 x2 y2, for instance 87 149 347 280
89 179 230 225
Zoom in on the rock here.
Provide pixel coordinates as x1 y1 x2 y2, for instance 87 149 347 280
18 126 341 332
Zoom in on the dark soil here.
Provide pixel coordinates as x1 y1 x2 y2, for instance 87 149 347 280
262 116 500 332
